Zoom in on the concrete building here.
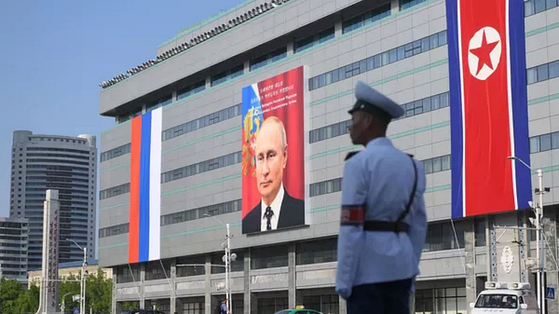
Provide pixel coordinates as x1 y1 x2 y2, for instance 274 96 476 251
97 0 559 313
0 217 28 285
10 131 97 271
27 258 113 289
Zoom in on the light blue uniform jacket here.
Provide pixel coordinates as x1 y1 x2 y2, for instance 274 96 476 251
335 137 428 299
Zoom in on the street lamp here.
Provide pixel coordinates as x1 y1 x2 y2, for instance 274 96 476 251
507 156 550 314
60 291 75 314
204 214 236 312
67 238 87 314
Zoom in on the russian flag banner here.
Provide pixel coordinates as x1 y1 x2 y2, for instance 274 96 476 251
128 107 162 263
446 0 532 218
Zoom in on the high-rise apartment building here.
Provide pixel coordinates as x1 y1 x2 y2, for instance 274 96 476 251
10 131 97 270
0 217 28 284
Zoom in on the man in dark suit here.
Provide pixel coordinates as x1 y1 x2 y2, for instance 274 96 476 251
242 116 305 234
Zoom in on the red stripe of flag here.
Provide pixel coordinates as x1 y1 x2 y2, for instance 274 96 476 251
128 116 142 263
460 0 516 216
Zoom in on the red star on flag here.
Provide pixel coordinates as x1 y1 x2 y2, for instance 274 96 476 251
469 29 499 75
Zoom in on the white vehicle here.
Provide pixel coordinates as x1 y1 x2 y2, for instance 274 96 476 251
469 282 540 314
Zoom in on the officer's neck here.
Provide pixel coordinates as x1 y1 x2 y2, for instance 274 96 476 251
360 131 386 146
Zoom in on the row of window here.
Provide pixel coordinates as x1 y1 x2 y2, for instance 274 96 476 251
115 218 486 282
26 153 92 160
162 103 241 141
530 131 559 153
342 3 391 34
401 0 427 10
161 199 242 226
211 64 244 87
161 151 241 184
524 0 558 16
105 104 243 162
250 46 287 72
527 59 559 85
100 143 131 162
309 155 451 198
99 183 130 200
308 30 447 91
308 92 449 144
422 154 451 174
294 27 335 53
26 164 90 172
99 223 128 238
26 158 91 166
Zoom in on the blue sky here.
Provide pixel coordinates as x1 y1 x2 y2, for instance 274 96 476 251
0 0 245 219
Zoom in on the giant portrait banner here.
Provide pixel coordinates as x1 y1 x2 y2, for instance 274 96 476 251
241 66 307 234
446 0 532 218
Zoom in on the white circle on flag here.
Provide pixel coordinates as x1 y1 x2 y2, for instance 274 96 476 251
467 26 502 81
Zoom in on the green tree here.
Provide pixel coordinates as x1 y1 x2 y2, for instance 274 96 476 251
120 301 139 311
85 269 112 314
16 284 40 314
60 273 81 313
0 277 26 313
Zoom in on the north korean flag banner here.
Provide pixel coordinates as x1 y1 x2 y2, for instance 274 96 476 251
446 0 532 218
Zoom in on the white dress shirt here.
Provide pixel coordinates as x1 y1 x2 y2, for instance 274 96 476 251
260 183 285 231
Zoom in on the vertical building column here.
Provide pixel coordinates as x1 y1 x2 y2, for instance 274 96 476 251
140 264 146 309
112 272 118 314
244 250 251 314
334 21 343 37
288 244 297 308
390 0 400 13
287 41 295 56
170 259 177 314
543 208 558 314
486 215 498 283
465 218 477 305
205 255 212 314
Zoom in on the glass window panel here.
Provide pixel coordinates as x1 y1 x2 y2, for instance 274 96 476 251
438 31 447 46
540 134 552 151
424 159 433 174
432 157 442 172
525 0 535 16
537 64 549 82
423 98 432 112
530 136 540 153
527 68 538 84
552 132 559 149
549 61 559 79
430 33 440 48
441 155 451 171
440 93 449 107
535 0 546 12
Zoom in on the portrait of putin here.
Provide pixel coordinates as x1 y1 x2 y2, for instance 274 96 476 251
242 116 305 234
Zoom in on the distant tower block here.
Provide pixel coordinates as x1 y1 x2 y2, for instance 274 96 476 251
36 190 60 314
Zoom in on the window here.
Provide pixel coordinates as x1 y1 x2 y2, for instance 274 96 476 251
211 250 245 273
309 31 447 91
250 47 287 71
414 289 435 314
116 264 140 283
296 238 337 265
342 4 391 34
162 151 241 183
436 287 468 313
309 178 342 197
161 199 241 226
524 0 557 16
99 223 129 238
422 155 451 175
251 245 288 269
526 60 559 84
211 64 244 86
145 260 171 280
302 295 339 314
176 255 206 277
423 220 466 252
294 27 335 53
99 183 130 200
530 131 559 153
100 143 131 162
163 104 241 141
475 218 487 247
177 80 206 101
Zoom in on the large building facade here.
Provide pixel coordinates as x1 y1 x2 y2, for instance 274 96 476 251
97 0 559 313
10 131 97 270
0 217 28 284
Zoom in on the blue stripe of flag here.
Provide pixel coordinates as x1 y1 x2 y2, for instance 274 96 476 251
139 111 152 262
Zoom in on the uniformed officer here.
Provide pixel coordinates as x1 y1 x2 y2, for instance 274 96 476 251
335 81 428 314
